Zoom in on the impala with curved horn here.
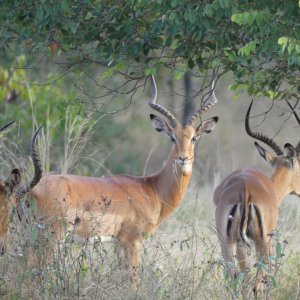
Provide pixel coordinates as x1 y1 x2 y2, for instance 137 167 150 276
13 76 218 288
0 120 16 253
213 100 300 297
0 126 42 254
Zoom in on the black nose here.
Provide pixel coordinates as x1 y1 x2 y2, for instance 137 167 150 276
179 156 188 161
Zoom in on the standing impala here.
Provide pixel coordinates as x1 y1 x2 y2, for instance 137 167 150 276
0 121 23 253
214 100 300 297
0 126 42 254
14 77 218 288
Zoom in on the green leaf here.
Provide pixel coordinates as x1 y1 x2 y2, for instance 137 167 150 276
31 227 38 242
270 276 277 287
102 63 126 78
219 0 231 9
171 0 178 8
255 11 265 25
238 41 256 56
246 12 255 25
85 12 93 20
256 260 267 271
275 242 282 258
174 70 185 80
36 7 44 21
232 11 268 26
144 67 157 76
60 0 69 11
211 57 221 67
278 36 288 52
288 43 295 54
231 13 244 25
69 22 79 34
204 4 214 18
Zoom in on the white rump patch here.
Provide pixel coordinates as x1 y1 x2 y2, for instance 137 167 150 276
91 236 115 243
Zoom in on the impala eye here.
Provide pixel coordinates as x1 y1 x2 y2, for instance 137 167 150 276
191 136 197 144
170 136 176 144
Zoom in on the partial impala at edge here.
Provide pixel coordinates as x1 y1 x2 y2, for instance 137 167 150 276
13 76 218 289
213 100 300 298
0 122 42 254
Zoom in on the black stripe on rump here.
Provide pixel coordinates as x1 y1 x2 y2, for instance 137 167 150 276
246 203 254 240
238 185 247 243
253 204 263 238
226 204 238 236
239 203 246 242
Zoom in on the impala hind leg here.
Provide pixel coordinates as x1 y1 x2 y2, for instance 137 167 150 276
236 242 248 272
236 241 251 299
219 237 238 278
253 237 272 299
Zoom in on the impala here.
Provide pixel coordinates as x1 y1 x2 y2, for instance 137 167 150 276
213 100 300 297
0 126 42 254
0 121 28 254
13 76 218 288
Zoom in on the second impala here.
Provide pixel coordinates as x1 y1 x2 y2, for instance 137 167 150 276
214 100 300 297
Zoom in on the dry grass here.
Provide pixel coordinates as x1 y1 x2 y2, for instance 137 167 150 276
1 104 300 299
0 180 299 300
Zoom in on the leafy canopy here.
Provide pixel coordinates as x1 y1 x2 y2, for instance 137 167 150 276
0 0 299 100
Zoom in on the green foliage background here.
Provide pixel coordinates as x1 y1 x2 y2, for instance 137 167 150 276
0 0 299 98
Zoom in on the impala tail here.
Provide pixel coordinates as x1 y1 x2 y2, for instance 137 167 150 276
238 194 252 250
227 193 264 254
226 189 258 251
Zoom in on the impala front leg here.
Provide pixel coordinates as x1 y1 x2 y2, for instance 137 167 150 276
0 207 8 255
119 226 141 290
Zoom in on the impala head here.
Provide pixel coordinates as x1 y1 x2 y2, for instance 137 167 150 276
0 169 21 254
0 169 21 204
246 100 300 196
0 121 18 191
149 76 218 175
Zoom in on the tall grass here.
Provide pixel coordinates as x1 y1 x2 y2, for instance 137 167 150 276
0 115 300 300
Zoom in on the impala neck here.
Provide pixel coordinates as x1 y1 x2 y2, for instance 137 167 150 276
271 168 293 206
153 150 193 223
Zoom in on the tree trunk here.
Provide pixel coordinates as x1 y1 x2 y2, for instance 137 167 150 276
182 72 195 125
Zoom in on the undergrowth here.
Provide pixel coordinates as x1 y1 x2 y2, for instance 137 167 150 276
0 115 300 300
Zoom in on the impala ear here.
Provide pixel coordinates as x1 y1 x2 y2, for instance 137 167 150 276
255 142 276 166
196 116 218 136
10 169 21 186
4 169 21 194
284 143 296 158
150 114 173 136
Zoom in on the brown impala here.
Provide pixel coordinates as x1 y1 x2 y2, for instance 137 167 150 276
0 121 20 253
213 100 300 298
12 76 218 288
